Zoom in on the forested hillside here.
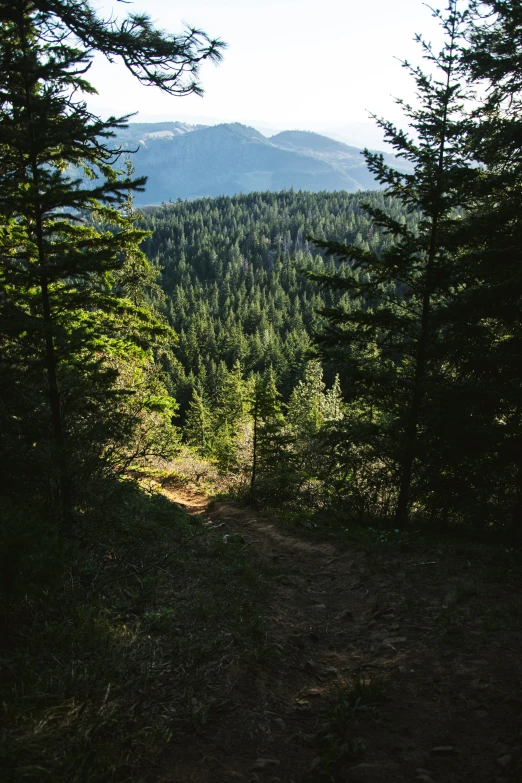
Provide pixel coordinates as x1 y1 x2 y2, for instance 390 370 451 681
140 190 409 407
137 133 522 531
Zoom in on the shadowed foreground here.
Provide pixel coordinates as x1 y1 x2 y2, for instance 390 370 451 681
153 480 522 783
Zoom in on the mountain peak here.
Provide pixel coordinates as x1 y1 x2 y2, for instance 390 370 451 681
270 130 362 156
214 123 268 143
114 121 409 204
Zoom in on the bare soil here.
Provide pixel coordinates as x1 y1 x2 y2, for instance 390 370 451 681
153 481 522 783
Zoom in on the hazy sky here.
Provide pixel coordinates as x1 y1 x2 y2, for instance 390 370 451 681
88 0 442 141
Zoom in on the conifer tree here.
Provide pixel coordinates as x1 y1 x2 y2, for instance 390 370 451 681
308 1 473 523
250 369 286 498
287 359 327 437
324 374 344 423
116 160 164 308
437 0 522 527
0 1 223 522
213 360 247 429
185 388 212 455
286 359 330 489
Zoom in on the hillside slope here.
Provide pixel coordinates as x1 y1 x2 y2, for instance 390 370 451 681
114 122 410 204
140 190 410 409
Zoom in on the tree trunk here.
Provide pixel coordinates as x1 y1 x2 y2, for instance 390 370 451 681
20 7 71 528
250 397 258 497
394 12 458 525
394 291 430 525
40 270 72 528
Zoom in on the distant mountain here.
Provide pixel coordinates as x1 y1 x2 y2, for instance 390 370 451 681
114 121 207 147
112 122 410 205
272 130 361 154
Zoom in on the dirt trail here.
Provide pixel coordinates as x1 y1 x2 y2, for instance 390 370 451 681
157 483 522 783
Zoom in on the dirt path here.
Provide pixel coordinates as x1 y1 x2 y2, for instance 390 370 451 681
156 483 522 783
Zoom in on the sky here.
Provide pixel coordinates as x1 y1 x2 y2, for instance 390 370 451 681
88 0 443 147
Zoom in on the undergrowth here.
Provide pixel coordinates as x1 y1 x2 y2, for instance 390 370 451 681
0 479 267 782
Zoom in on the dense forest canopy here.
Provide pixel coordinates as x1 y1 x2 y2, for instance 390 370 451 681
139 190 410 407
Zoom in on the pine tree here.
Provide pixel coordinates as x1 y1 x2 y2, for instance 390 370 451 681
286 359 329 490
250 369 286 498
287 359 327 437
213 360 247 429
116 160 164 308
324 374 344 423
436 0 522 528
308 1 473 524
0 1 223 523
185 388 212 455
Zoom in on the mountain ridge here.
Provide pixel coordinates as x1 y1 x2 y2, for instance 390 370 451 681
113 121 409 204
